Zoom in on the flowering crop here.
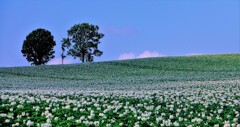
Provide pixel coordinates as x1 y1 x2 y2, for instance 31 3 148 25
0 54 240 126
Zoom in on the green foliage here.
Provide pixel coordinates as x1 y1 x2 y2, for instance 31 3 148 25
62 23 104 63
21 28 56 65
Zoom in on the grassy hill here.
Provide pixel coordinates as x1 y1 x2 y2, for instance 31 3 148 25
1 53 240 90
1 54 240 126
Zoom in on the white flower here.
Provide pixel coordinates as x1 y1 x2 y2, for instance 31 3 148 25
119 123 123 126
0 113 7 117
196 118 202 123
75 119 81 124
46 118 51 123
80 116 85 120
26 120 34 126
176 109 181 113
173 121 179 126
5 119 10 123
10 101 16 105
13 122 20 126
94 121 99 126
41 123 52 127
169 115 174 119
218 109 223 114
99 113 104 117
134 123 140 127
178 117 183 121
65 105 70 109
233 118 238 122
46 113 53 119
54 117 58 121
156 117 162 122
80 109 85 112
88 115 93 119
17 105 23 109
22 112 26 116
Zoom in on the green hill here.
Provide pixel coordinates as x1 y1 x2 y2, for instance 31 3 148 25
1 53 240 90
1 54 240 126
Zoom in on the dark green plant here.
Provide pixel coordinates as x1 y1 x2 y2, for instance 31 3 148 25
62 23 104 63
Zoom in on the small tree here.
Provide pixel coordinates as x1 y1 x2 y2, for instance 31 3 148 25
21 28 56 65
62 23 104 63
61 39 67 64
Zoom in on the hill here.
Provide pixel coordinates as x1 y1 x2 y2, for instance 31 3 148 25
1 54 240 126
1 53 240 90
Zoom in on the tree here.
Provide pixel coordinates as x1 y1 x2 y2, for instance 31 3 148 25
61 40 66 64
62 23 104 63
21 28 56 65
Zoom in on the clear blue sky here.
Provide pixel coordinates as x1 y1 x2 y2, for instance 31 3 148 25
0 0 239 67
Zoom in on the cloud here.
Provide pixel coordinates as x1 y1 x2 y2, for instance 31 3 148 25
185 53 203 56
118 53 135 60
48 58 72 65
137 51 164 58
118 51 164 60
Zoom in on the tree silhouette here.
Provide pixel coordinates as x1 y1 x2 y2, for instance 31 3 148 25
21 28 56 65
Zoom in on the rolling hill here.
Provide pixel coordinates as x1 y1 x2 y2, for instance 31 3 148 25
1 54 240 126
1 54 240 90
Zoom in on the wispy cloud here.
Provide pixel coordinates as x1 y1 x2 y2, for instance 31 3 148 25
118 51 164 60
185 53 203 56
48 58 72 65
118 53 135 60
137 51 164 58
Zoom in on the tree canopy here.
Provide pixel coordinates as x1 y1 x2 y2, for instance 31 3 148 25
62 23 104 63
21 28 56 65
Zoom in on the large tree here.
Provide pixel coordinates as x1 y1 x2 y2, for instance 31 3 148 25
21 28 56 65
62 23 104 63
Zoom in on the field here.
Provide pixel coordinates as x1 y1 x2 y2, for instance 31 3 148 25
0 54 240 127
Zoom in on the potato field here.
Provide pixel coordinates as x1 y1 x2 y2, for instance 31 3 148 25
1 54 240 127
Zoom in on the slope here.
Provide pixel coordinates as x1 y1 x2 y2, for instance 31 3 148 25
1 54 240 90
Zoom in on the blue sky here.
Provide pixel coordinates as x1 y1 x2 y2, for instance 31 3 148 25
0 0 239 67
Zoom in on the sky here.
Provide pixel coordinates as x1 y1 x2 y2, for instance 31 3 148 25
0 0 239 67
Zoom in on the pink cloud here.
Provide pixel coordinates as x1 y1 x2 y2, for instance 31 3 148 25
48 58 72 65
118 51 164 60
118 53 135 60
137 51 164 58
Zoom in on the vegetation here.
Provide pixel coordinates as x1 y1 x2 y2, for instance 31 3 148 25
62 23 104 63
0 54 240 126
21 28 56 65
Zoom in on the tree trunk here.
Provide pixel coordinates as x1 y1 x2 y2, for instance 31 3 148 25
82 53 85 63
